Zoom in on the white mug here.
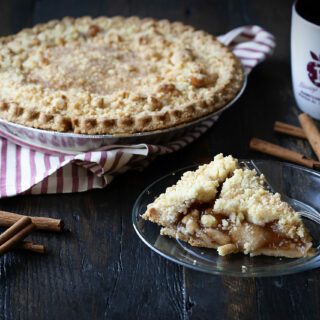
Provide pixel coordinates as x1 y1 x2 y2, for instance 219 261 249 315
291 0 320 119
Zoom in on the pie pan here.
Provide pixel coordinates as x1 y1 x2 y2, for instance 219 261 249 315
0 77 247 154
132 160 320 277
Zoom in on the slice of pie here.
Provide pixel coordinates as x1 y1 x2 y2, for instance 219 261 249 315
142 154 313 258
0 16 244 135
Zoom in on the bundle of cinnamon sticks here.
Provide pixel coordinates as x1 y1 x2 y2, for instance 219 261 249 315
0 210 63 255
250 113 320 169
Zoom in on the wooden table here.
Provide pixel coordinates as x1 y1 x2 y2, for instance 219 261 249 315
0 0 319 319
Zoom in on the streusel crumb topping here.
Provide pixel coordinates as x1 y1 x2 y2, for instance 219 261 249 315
0 16 244 134
142 154 238 227
213 168 306 239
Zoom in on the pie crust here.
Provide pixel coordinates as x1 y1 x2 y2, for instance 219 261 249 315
142 154 314 258
0 16 244 134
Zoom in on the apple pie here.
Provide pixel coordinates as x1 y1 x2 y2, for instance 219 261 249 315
0 16 244 134
142 154 314 258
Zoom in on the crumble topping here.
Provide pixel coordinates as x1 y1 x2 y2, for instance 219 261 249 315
142 154 238 227
0 16 244 134
213 168 306 239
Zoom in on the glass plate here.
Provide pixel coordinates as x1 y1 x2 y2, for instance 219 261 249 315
132 160 320 277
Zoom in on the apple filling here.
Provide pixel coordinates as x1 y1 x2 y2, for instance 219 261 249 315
164 202 312 257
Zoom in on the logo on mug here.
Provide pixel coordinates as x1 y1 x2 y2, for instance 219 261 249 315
307 51 320 88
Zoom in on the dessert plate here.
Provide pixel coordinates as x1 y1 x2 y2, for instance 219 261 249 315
132 160 320 277
0 78 246 153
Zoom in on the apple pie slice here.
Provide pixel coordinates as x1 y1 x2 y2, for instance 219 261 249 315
142 154 313 258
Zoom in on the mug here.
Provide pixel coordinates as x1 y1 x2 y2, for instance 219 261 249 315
291 0 320 119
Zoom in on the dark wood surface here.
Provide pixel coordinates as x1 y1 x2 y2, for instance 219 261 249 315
0 0 319 319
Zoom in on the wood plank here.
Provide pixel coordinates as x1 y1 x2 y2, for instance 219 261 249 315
0 0 35 35
0 171 185 319
0 0 319 319
256 272 320 320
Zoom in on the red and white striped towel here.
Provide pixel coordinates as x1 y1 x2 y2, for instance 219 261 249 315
0 25 275 198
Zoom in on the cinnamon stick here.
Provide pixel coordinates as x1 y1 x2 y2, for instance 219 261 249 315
15 241 45 254
273 121 306 139
0 218 35 255
0 211 63 232
250 138 320 169
0 216 31 245
298 113 320 161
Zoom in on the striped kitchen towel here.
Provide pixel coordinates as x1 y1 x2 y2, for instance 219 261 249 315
0 25 275 197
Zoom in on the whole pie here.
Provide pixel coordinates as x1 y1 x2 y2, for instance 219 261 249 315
0 16 244 135
142 154 314 258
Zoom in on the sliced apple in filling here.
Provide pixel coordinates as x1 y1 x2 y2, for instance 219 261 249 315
142 154 313 258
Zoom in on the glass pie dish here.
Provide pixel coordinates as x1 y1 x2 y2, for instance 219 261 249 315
132 160 320 277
